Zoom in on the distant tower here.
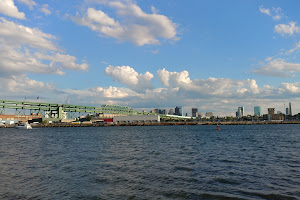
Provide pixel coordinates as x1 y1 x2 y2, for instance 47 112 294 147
175 106 182 116
240 106 244 116
289 102 292 116
192 108 198 117
236 106 244 118
286 107 289 115
169 109 174 115
163 109 167 115
254 106 261 116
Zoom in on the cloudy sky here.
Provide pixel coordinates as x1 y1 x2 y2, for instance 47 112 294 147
1 0 300 116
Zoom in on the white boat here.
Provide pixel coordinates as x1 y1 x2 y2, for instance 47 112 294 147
15 122 32 129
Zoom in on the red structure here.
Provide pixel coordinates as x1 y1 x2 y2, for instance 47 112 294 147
103 118 113 123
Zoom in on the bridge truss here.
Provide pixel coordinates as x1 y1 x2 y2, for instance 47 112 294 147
0 99 149 119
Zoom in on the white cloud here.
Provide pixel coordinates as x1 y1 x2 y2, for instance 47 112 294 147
0 0 25 19
259 6 283 20
157 68 263 98
0 18 57 50
157 68 191 87
278 82 300 94
72 1 178 46
35 52 89 72
93 86 129 98
254 58 300 77
275 22 300 36
0 75 55 97
105 65 154 92
17 0 36 10
0 18 88 77
40 4 51 16
259 6 271 16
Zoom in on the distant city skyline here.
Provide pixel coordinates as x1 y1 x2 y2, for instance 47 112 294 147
0 0 300 115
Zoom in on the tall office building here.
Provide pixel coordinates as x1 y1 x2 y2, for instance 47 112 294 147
169 109 174 115
192 108 198 117
289 102 292 116
174 106 182 116
162 109 167 115
254 106 261 116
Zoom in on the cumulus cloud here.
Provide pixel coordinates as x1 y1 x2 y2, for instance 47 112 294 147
0 75 55 97
157 68 251 97
275 22 300 36
72 0 178 46
0 18 57 50
254 59 300 77
278 82 300 94
259 6 283 20
0 18 88 77
93 86 130 98
105 65 154 92
0 0 25 19
17 0 36 10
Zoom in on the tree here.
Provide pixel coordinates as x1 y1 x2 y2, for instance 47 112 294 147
85 115 92 121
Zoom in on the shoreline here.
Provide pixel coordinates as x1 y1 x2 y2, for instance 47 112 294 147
1 121 300 128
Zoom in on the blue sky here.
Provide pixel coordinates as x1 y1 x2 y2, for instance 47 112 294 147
1 0 300 116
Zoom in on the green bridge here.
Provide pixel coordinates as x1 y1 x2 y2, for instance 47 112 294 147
0 99 150 119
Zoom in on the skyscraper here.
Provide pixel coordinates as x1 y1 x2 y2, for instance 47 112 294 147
254 106 261 116
289 102 292 116
192 108 198 117
174 106 182 116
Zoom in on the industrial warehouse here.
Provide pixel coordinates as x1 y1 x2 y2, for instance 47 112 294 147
113 115 160 124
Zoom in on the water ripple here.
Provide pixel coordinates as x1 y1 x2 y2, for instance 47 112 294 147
0 125 300 199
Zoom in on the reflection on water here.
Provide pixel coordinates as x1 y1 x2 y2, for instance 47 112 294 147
0 125 299 199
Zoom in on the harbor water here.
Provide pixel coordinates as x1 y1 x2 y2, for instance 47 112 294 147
0 125 299 199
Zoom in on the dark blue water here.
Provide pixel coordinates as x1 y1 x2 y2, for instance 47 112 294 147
0 125 299 200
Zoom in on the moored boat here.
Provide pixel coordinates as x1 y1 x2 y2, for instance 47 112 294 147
15 122 32 129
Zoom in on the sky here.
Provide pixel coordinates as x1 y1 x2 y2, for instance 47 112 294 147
1 0 300 116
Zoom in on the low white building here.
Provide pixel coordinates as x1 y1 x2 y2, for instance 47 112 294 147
1 120 18 125
113 115 160 123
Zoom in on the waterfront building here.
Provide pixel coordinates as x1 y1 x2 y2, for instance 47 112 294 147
254 106 261 116
286 107 289 115
174 106 182 116
169 109 174 115
289 102 292 116
114 115 160 124
268 108 275 115
192 108 198 118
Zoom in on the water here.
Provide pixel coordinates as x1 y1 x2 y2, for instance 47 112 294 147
0 125 299 200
